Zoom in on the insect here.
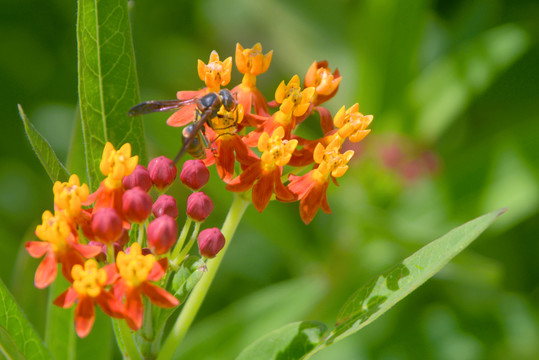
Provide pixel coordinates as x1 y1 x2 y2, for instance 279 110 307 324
127 89 238 162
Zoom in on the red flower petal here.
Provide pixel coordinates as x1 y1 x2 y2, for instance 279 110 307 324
25 241 50 258
215 138 235 182
141 282 179 308
299 181 329 225
316 106 334 134
75 297 95 338
252 171 274 212
34 253 58 289
273 170 296 202
226 163 261 192
71 242 102 259
54 287 78 308
124 288 143 330
147 259 167 282
96 291 124 318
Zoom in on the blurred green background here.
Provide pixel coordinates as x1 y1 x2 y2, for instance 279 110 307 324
2 0 538 359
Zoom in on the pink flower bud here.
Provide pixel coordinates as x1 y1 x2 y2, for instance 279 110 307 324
91 208 123 244
122 165 152 192
122 187 153 223
198 227 225 258
186 192 213 222
152 194 179 219
148 156 177 190
180 160 210 190
147 215 178 255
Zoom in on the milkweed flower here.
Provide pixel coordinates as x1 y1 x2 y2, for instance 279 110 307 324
53 259 123 338
198 50 232 92
26 211 101 288
304 60 341 106
333 103 373 143
226 126 297 211
53 174 90 222
288 139 354 224
115 243 179 330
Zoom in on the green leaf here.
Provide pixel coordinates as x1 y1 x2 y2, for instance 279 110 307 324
78 0 146 191
172 256 206 303
0 326 25 360
18 104 70 183
0 278 53 359
44 271 76 360
325 208 506 346
236 321 327 360
411 24 529 141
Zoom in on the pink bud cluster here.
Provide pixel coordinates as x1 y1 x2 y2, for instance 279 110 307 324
179 160 224 258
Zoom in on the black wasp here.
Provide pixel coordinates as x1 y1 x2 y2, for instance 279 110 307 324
127 89 238 163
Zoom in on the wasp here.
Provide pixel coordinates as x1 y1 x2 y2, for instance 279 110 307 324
127 89 238 162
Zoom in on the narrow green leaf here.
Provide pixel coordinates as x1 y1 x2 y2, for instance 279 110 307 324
326 208 506 346
172 256 206 303
0 278 53 359
18 104 70 183
78 0 146 191
236 321 327 360
0 326 25 360
44 271 76 360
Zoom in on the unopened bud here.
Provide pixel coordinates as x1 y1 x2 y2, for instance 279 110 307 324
186 192 213 222
147 215 178 255
180 160 210 190
198 227 225 258
122 187 153 223
148 156 177 190
91 208 123 244
152 194 179 219
122 165 152 192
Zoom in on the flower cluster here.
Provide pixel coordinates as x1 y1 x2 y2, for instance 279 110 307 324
167 43 373 224
27 143 225 337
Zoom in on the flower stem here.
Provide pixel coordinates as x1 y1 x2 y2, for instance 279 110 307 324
157 194 250 360
113 318 143 360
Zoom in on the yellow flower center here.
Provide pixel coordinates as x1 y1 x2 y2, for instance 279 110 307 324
258 127 298 170
53 174 89 219
100 142 138 189
72 259 107 298
35 211 71 253
313 140 354 180
116 243 156 288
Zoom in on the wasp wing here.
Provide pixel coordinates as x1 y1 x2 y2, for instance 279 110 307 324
127 99 196 117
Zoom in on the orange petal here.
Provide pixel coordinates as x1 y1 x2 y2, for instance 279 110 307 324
299 181 329 225
54 287 78 308
147 259 167 282
226 163 261 192
125 289 143 331
141 282 179 308
215 139 235 182
252 171 274 212
75 297 95 338
273 170 296 202
97 291 124 318
316 106 334 135
25 241 50 258
72 242 102 259
34 253 57 289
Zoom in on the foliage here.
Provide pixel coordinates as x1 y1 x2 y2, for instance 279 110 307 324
2 0 538 359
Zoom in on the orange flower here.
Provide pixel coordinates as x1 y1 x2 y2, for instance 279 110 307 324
333 103 373 143
226 127 297 211
288 139 354 224
26 211 101 288
272 75 315 135
233 43 273 126
54 259 123 338
114 243 179 330
304 60 341 106
197 50 232 92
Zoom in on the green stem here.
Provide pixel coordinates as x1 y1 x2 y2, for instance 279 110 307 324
113 319 143 360
157 195 250 360
170 218 193 262
176 221 201 262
